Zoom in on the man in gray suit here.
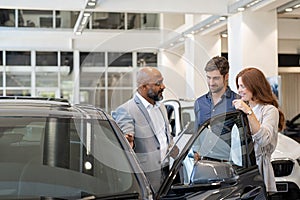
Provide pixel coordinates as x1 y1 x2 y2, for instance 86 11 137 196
112 67 173 192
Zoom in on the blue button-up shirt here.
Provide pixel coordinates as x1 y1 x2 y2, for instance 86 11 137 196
194 87 239 130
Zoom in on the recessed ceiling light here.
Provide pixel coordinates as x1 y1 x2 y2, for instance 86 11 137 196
237 7 245 12
87 2 96 6
221 33 228 38
293 4 300 9
83 12 91 17
285 8 293 12
219 16 226 21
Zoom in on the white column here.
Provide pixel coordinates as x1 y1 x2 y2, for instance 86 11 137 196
31 50 36 97
73 50 80 104
227 10 278 92
184 36 196 98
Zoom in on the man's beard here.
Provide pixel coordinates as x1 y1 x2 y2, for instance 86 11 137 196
147 88 163 101
210 85 224 94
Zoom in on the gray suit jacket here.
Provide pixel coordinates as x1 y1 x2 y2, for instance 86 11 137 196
112 94 171 191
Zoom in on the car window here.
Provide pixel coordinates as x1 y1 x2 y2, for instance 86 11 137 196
0 116 142 199
168 112 255 186
165 104 177 137
181 106 194 134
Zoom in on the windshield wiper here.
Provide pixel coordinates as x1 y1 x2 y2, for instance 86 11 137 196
81 192 139 200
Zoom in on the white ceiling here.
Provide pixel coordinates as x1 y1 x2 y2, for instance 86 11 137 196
1 0 299 30
0 0 299 16
1 0 299 40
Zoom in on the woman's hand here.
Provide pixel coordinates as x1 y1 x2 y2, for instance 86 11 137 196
232 99 251 114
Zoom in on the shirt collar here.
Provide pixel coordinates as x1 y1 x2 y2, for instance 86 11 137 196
136 92 161 109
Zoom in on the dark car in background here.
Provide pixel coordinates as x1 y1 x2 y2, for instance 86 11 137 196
0 97 267 199
283 113 300 143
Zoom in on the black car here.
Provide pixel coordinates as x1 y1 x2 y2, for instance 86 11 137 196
284 113 300 143
163 99 268 199
0 97 267 199
0 97 150 199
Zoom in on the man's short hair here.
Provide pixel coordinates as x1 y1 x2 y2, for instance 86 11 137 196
205 56 229 76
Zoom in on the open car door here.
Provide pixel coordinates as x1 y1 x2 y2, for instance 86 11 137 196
157 110 267 200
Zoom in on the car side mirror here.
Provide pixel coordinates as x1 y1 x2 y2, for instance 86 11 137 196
190 160 238 185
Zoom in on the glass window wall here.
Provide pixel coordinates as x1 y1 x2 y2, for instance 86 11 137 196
61 52 74 75
80 52 105 67
36 72 58 87
0 50 157 112
108 52 132 67
55 11 79 28
19 10 53 28
92 12 124 29
137 52 157 67
36 52 58 66
0 51 2 65
127 13 160 29
0 72 3 87
6 71 31 87
60 52 74 100
0 9 15 27
5 89 31 96
1 9 159 30
108 89 133 113
6 51 31 66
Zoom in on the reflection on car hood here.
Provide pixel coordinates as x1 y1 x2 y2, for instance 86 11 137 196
272 132 300 160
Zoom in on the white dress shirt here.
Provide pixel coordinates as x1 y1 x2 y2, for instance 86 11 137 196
136 93 168 164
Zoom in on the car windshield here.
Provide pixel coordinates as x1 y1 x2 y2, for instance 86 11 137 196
0 116 142 199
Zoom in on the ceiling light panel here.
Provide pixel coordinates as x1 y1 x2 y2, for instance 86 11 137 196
277 0 300 14
228 0 264 13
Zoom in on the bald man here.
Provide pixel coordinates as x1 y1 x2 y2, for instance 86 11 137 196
112 67 173 192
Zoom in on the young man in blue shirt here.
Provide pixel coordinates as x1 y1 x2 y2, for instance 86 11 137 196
194 56 239 130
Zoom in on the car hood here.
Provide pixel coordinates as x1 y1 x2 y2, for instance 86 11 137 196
272 132 300 160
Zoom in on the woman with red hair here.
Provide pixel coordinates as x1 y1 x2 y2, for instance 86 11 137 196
232 67 285 195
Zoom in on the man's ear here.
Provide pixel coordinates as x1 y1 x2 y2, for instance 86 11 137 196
224 73 229 81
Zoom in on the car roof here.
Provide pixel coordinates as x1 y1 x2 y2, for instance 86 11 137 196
179 99 194 108
164 98 194 108
0 96 108 120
